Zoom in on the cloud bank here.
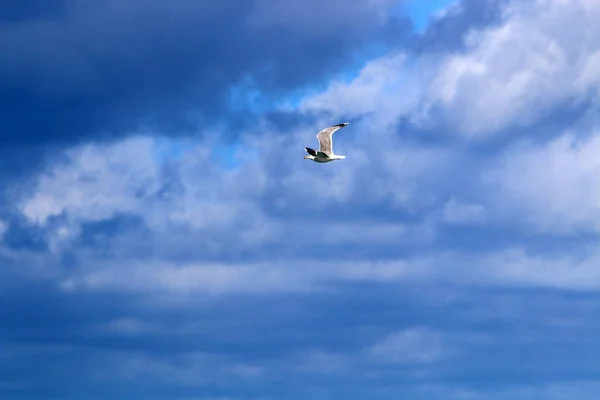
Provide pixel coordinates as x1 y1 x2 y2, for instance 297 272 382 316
2 0 600 399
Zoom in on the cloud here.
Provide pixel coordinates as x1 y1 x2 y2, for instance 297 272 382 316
0 0 410 148
5 0 600 398
105 351 264 386
295 0 600 139
485 131 600 234
101 318 157 336
281 326 456 381
4 272 600 399
19 136 161 225
293 52 414 124
419 382 600 400
440 198 487 225
0 220 6 242
10 123 600 298
3 0 599 327
12 119 449 251
414 0 506 52
422 0 600 136
367 328 447 364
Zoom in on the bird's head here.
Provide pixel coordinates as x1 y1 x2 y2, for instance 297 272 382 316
304 155 315 160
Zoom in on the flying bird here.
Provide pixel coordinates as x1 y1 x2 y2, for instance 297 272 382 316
303 122 349 163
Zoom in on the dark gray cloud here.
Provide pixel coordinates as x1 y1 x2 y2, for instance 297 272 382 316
0 0 410 147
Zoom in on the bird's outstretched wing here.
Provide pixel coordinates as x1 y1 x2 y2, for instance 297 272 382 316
316 122 349 157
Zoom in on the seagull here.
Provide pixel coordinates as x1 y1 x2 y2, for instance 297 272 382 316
303 122 349 163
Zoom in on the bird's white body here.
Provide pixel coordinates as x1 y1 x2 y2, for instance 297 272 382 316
304 154 346 163
304 122 349 163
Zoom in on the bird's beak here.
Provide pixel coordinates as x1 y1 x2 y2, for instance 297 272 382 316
303 155 310 159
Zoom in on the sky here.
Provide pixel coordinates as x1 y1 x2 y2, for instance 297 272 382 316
1 0 600 399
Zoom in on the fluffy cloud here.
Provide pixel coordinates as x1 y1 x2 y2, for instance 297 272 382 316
5 0 600 304
426 0 600 136
20 137 161 225
485 132 600 233
297 0 600 138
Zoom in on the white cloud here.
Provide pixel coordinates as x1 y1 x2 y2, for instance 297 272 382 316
7 127 451 296
57 258 421 296
295 0 600 138
368 328 447 364
11 0 600 300
422 0 600 136
441 197 487 225
16 121 451 255
101 351 263 386
294 52 417 127
12 128 600 297
20 136 161 225
284 0 600 241
486 131 600 233
16 134 276 253
479 247 600 291
49 239 600 298
286 327 452 378
0 220 6 242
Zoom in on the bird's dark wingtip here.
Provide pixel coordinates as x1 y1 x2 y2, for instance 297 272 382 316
305 147 317 156
335 122 349 127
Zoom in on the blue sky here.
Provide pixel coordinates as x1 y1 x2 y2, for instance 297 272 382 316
2 0 600 399
406 0 457 31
